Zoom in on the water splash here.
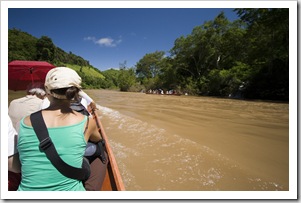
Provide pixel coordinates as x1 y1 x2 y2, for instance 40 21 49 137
97 105 286 191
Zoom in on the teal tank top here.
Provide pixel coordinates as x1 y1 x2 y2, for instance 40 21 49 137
17 116 88 191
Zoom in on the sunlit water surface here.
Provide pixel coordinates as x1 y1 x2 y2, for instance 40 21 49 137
86 90 289 191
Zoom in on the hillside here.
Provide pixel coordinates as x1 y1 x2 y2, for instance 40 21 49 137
61 63 105 89
8 28 106 89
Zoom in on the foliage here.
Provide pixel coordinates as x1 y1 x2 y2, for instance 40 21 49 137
36 36 56 62
101 68 120 89
59 63 106 89
8 29 38 61
136 51 171 91
234 8 289 100
139 9 288 101
9 28 92 72
136 51 165 79
118 67 136 91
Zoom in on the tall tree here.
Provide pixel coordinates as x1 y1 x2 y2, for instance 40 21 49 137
36 36 56 62
170 12 239 95
118 68 136 91
136 51 165 79
102 68 120 89
235 8 289 100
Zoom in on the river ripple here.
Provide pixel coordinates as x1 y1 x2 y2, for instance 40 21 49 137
85 90 289 191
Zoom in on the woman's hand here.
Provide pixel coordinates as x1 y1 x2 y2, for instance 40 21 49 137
87 101 97 113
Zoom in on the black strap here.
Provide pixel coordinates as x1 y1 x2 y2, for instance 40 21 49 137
30 111 88 181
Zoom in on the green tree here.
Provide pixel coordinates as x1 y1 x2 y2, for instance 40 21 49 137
235 8 289 100
36 36 56 62
170 12 239 95
102 68 120 89
136 51 165 80
135 51 167 90
8 28 37 61
158 57 179 90
118 68 136 91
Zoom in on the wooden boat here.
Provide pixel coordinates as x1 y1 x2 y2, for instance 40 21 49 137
92 110 125 191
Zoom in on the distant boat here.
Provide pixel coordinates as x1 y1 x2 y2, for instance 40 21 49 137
145 92 181 96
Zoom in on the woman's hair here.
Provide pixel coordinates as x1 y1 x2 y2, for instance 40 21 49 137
51 86 80 100
26 82 46 97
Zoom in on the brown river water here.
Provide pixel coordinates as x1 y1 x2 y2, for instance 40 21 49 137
8 89 289 191
85 90 289 191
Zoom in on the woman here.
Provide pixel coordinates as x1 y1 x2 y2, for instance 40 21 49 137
9 82 47 131
16 67 105 191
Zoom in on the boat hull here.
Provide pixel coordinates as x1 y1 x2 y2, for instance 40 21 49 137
96 111 125 191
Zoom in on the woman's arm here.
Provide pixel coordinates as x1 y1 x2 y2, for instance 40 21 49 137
84 115 102 143
79 90 97 112
79 90 93 105
8 115 21 173
8 153 21 173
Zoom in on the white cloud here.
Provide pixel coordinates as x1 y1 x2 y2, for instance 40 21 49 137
97 38 115 47
84 36 96 41
84 36 122 47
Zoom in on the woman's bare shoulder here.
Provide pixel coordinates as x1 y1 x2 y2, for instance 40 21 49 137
23 116 32 126
40 110 86 127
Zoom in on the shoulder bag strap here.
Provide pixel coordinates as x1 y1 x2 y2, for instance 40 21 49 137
30 110 88 181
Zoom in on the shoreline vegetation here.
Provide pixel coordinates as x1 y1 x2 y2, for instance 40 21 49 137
9 9 289 102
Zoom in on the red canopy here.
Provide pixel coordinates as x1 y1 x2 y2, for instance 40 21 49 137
8 60 55 91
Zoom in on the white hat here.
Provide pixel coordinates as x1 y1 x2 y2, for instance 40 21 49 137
45 67 82 99
45 67 82 91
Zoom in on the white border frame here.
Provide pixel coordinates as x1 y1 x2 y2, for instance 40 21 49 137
1 0 298 200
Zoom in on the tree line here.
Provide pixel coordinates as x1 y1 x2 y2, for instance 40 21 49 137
103 8 289 101
133 8 289 101
8 8 289 101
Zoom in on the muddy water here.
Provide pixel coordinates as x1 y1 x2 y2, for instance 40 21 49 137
8 89 289 191
84 90 289 191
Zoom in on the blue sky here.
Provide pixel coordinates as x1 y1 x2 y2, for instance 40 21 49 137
9 7 240 71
